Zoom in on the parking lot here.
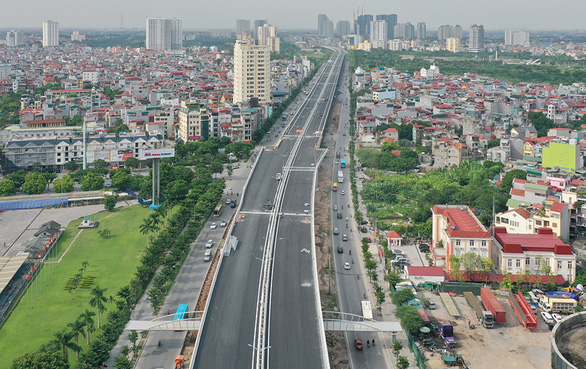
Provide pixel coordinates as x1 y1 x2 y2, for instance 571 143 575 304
421 291 551 369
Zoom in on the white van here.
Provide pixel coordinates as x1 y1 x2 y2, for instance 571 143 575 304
540 311 554 325
528 291 539 304
204 249 213 262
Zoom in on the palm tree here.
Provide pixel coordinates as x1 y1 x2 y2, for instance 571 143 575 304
67 319 86 358
89 285 108 328
149 213 162 236
81 261 89 271
139 217 156 247
79 309 96 344
50 329 80 363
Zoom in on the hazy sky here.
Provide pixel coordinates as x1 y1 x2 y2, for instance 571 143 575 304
2 0 586 31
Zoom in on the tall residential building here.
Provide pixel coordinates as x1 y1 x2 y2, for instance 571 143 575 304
42 20 59 47
6 30 24 46
417 22 426 39
336 20 351 36
146 18 182 51
233 39 270 104
369 20 388 49
355 14 373 40
375 14 397 39
317 14 334 37
468 24 485 53
254 19 267 29
394 22 415 40
505 30 530 47
257 23 280 52
446 37 461 52
236 19 250 35
438 25 462 41
178 100 210 142
71 31 86 42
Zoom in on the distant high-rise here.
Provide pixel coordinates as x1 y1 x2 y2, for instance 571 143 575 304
42 20 59 47
355 14 373 40
233 39 270 104
257 23 280 52
417 22 426 40
394 22 415 40
317 14 334 37
336 20 351 36
446 37 462 53
468 24 485 53
146 18 182 51
6 30 24 46
505 30 530 47
236 19 250 35
369 20 388 49
254 19 267 30
375 14 397 39
438 25 462 41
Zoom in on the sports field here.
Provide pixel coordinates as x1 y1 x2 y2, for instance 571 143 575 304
0 204 149 367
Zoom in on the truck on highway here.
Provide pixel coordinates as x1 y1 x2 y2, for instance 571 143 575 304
337 171 344 183
481 288 506 323
336 152 341 158
361 300 373 320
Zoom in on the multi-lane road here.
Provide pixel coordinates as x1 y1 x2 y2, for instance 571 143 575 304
193 48 344 368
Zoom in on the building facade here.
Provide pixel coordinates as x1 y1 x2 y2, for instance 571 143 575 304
369 20 388 49
233 39 270 104
42 20 59 47
446 37 461 52
336 21 351 36
505 30 530 47
468 24 485 53
417 22 426 39
257 24 280 52
375 14 397 39
236 19 250 34
146 18 182 51
178 100 210 142
6 30 24 46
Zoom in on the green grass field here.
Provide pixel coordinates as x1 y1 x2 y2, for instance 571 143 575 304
0 204 149 368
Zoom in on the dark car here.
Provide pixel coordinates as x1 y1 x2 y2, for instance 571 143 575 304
230 201 236 208
337 246 344 253
359 220 368 225
360 226 368 233
354 338 363 350
337 213 343 219
419 243 430 252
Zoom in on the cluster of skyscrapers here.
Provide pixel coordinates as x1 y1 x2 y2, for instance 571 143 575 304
235 19 280 52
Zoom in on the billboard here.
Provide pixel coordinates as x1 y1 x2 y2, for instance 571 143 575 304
138 148 175 159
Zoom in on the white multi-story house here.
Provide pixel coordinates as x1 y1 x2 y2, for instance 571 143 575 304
494 201 571 241
431 205 493 273
492 227 576 283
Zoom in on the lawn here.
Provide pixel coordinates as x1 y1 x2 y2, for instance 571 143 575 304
0 204 149 368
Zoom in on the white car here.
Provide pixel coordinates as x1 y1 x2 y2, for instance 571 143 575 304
343 262 351 270
225 199 231 205
541 311 554 325
341 190 345 195
552 313 563 323
220 219 227 227
210 223 217 229
205 240 214 248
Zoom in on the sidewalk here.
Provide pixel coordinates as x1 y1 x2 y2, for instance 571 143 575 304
353 162 418 368
105 159 254 367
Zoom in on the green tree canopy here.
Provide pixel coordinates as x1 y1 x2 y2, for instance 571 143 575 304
391 288 415 305
104 195 117 211
11 347 69 369
395 305 424 332
0 178 16 197
111 170 131 189
81 172 105 191
53 175 74 193
22 172 47 195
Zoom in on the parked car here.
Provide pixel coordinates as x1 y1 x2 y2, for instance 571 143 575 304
205 240 214 248
342 234 348 241
344 262 351 270
210 223 217 229
428 300 437 310
359 220 369 225
364 237 372 243
354 339 363 350
552 313 563 323
360 226 368 233
541 311 555 325
333 227 340 235
220 219 227 227
419 243 430 253
393 249 404 255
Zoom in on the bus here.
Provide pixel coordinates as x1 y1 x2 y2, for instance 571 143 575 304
337 171 344 183
213 203 223 216
332 182 338 191
361 300 373 320
174 304 189 321
340 159 346 168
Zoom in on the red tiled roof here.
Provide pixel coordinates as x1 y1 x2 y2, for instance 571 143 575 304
510 188 525 197
493 227 573 255
387 230 401 239
407 266 445 277
433 205 490 238
550 202 565 213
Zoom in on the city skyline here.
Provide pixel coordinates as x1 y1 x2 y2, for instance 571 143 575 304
1 0 586 31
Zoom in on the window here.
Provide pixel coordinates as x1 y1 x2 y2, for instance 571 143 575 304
568 261 573 269
455 240 461 246
536 220 542 226
526 257 530 265
516 259 521 268
553 223 558 228
455 248 463 257
545 258 550 266
481 241 487 247
535 258 540 266
507 259 512 267
469 240 475 246
558 261 562 269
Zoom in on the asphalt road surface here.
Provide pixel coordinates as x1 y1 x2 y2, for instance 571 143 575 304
194 49 344 369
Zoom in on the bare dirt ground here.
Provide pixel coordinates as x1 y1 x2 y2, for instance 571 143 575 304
421 290 550 369
314 102 350 369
